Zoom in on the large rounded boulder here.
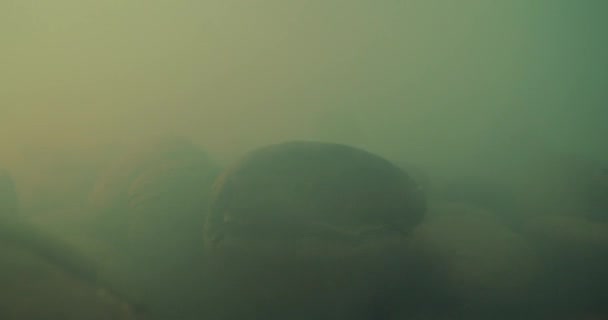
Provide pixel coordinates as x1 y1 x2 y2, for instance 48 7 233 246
206 141 425 247
203 141 427 319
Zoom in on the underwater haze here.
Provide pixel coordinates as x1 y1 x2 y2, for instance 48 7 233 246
1 1 608 319
1 0 606 163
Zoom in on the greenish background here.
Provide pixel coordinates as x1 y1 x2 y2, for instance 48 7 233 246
2 0 606 164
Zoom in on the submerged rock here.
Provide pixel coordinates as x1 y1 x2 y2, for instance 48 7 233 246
203 140 427 319
521 215 608 315
0 216 141 320
88 136 219 318
407 212 543 317
206 140 425 248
